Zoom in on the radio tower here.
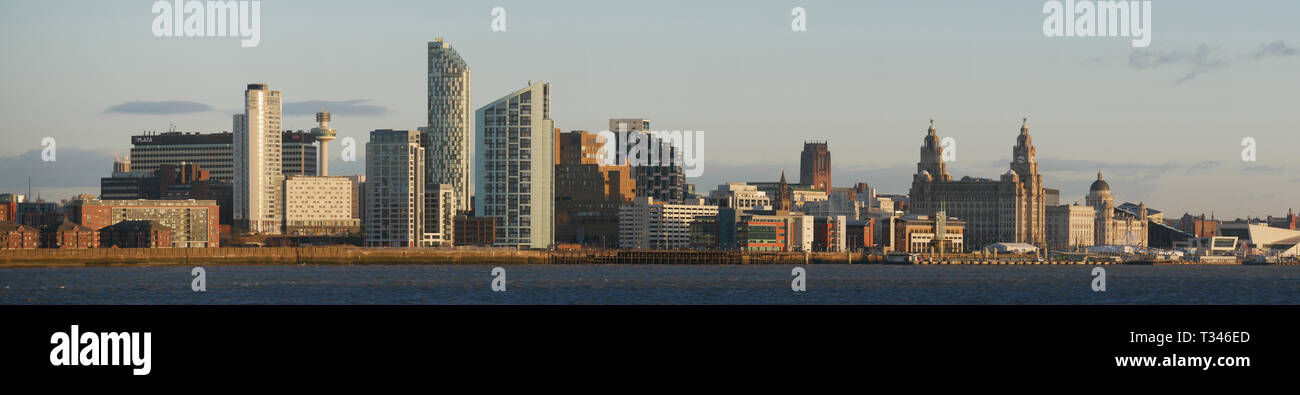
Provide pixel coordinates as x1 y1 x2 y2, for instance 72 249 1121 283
311 111 337 176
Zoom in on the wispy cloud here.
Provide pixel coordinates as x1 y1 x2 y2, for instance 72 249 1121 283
1185 160 1221 174
1033 158 1183 176
1240 165 1286 175
106 101 213 115
1251 40 1298 59
1129 40 1299 84
1129 42 1229 84
1028 159 1235 204
284 99 388 116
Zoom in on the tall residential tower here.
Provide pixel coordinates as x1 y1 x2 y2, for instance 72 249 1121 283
423 38 472 212
365 129 426 247
475 82 554 248
233 83 284 234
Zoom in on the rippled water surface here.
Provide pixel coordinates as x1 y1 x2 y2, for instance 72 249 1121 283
1 264 1297 304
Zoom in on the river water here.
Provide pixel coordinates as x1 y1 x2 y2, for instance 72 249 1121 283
1 264 1297 304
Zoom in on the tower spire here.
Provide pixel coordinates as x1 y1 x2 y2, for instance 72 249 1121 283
776 170 792 211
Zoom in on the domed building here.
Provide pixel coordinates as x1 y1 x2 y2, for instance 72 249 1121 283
1086 170 1148 247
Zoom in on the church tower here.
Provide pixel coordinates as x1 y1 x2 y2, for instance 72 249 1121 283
776 170 792 212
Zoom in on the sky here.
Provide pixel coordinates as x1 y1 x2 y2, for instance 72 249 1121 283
1 0 1296 219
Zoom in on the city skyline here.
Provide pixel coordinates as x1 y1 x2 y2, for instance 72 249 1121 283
3 4 1297 377
1 0 1297 219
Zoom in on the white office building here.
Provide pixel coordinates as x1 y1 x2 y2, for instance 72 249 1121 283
619 196 719 250
705 183 771 212
1047 204 1096 250
283 175 360 236
800 189 861 219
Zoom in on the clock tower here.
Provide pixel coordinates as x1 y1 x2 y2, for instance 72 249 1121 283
1011 118 1039 180
907 119 1049 250
1009 118 1045 247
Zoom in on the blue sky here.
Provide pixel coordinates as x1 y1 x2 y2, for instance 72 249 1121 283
1 0 1297 219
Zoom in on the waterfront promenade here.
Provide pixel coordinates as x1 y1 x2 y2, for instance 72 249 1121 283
0 247 1239 267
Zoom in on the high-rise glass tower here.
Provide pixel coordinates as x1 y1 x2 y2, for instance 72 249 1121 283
423 38 472 213
475 82 554 248
233 83 284 234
